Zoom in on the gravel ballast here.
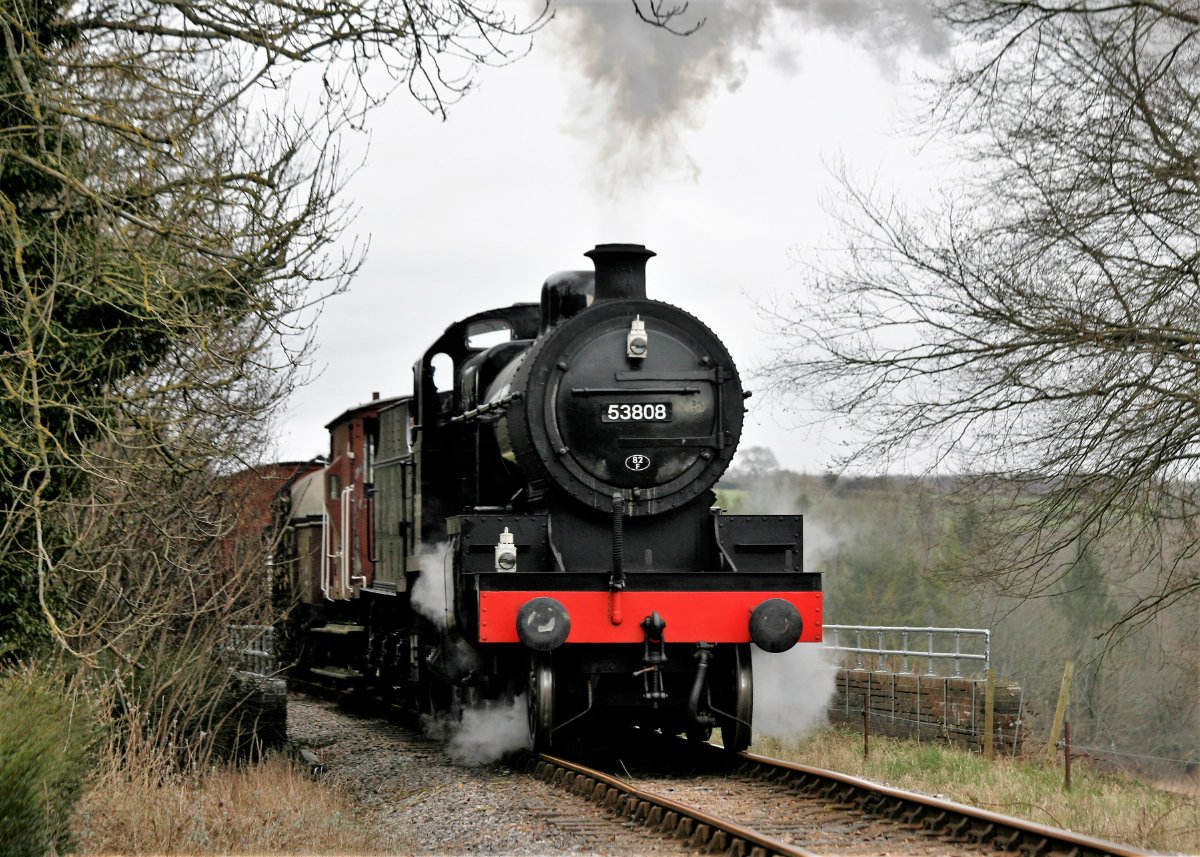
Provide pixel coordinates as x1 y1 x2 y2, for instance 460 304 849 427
287 694 681 855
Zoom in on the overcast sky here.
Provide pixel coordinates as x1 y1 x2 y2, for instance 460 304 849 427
273 0 948 473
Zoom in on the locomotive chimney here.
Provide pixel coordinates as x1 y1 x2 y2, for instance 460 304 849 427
585 243 656 301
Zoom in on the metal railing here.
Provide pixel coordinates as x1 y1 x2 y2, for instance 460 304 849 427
223 624 277 678
824 625 991 677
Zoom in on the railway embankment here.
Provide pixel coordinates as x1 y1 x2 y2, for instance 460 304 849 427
65 693 1198 854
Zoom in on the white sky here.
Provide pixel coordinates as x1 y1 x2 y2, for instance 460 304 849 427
273 2 943 473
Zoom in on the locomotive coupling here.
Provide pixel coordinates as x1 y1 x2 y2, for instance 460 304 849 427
640 611 668 705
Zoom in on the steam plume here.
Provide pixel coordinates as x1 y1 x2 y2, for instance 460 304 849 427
446 695 531 764
752 643 837 739
546 0 949 186
411 542 451 628
410 543 531 764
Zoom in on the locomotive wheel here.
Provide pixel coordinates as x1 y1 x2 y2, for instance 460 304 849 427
527 652 554 751
721 643 753 752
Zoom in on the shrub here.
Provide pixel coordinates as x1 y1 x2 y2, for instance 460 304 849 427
0 668 98 857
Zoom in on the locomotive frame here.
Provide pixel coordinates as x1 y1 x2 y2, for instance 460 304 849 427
273 244 823 751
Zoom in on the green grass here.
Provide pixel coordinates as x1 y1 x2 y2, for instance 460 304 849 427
750 728 1199 854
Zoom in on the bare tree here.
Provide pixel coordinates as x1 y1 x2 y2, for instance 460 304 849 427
764 1 1200 632
728 445 781 481
2 0 705 757
0 0 554 755
1 0 539 662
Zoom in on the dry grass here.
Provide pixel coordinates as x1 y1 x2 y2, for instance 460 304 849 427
73 746 395 855
751 728 1199 854
68 714 1195 854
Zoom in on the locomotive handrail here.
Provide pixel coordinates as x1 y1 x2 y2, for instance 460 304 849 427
372 452 413 468
614 369 717 381
569 386 702 394
448 390 523 423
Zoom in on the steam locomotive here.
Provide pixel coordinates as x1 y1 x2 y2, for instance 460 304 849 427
272 244 822 750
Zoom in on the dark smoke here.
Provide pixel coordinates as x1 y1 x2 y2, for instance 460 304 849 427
545 0 949 186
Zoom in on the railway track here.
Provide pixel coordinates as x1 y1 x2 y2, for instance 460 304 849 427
286 682 1159 856
525 733 1157 857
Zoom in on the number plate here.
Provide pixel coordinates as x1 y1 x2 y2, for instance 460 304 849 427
601 402 673 422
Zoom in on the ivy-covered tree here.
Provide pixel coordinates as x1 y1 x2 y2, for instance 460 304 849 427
0 0 90 655
0 0 560 664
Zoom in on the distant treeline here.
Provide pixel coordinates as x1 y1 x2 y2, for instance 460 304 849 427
718 453 1199 778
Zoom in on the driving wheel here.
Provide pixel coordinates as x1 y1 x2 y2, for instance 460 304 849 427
721 643 753 752
527 651 554 751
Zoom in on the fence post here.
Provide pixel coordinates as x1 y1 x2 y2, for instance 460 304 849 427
1063 720 1072 791
984 667 995 761
1046 661 1074 765
915 674 921 742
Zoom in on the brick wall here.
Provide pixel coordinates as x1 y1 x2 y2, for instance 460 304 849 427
828 668 1024 755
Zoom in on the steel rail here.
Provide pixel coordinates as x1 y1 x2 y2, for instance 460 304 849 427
734 748 1157 857
529 751 820 857
530 738 1160 857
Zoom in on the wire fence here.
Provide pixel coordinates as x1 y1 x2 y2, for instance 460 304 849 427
828 664 1020 755
1014 729 1199 779
821 627 1198 779
829 678 1199 778
832 702 1023 757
